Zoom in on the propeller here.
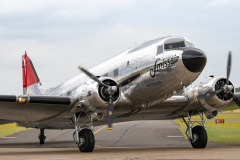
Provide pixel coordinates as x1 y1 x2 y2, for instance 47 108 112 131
78 66 142 131
78 66 109 88
194 51 240 107
231 93 240 106
107 95 114 131
117 71 142 88
226 52 231 85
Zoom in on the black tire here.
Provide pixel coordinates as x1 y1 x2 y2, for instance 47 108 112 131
40 139 44 144
79 129 95 152
191 126 208 148
39 135 45 144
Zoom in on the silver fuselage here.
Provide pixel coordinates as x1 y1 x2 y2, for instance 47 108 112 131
17 36 206 129
47 36 200 105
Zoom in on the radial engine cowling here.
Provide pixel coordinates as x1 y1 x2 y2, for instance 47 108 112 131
74 77 120 111
187 76 234 113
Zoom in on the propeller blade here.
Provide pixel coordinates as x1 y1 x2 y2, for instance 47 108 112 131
226 51 232 85
232 94 240 107
117 71 142 88
194 88 224 101
106 71 143 130
107 95 114 131
194 91 217 101
78 66 109 88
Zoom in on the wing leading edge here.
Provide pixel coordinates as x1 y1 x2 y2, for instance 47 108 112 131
0 95 73 123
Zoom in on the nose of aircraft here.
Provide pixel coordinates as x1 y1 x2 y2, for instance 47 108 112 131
182 48 207 72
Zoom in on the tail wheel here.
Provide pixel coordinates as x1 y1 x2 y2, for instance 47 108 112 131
79 129 95 152
191 126 208 148
39 135 46 144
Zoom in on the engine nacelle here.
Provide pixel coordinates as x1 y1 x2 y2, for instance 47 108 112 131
204 110 218 119
73 77 120 112
186 76 234 112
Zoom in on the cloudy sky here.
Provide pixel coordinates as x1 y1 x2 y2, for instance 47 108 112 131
0 0 240 95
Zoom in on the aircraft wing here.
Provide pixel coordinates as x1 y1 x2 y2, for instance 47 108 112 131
0 95 73 123
159 93 240 116
160 95 188 105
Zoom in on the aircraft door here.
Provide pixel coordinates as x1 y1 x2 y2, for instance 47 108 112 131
152 44 164 75
155 44 164 61
149 44 166 80
163 48 173 63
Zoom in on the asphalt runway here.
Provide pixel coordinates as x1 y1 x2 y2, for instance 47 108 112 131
0 120 239 159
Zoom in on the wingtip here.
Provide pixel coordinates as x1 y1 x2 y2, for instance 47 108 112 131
78 66 82 70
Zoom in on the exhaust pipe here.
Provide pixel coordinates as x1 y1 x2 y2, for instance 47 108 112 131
91 112 104 121
204 110 218 119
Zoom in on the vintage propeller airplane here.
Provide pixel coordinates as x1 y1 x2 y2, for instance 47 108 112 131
0 36 239 152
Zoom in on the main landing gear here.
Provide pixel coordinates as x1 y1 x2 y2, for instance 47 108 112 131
73 112 95 152
38 128 46 144
181 110 208 148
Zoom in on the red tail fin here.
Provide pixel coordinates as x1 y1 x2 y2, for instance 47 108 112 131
22 51 41 95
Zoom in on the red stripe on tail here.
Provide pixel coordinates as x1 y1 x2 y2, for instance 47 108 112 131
22 51 41 88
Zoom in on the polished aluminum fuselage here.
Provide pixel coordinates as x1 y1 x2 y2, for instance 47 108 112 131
16 36 205 129
47 36 200 105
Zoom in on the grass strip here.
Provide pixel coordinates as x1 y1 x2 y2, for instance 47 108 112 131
173 119 240 145
0 123 30 138
190 113 240 120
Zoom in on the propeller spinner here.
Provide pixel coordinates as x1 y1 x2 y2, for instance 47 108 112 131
78 66 142 131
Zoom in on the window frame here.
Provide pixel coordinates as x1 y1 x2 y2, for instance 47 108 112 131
164 41 186 51
113 68 119 77
156 45 164 55
185 41 194 48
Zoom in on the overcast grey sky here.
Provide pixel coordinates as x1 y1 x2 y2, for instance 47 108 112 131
0 0 240 95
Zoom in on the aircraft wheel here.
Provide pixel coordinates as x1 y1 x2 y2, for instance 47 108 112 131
39 135 46 144
190 126 208 148
38 128 46 144
79 129 95 152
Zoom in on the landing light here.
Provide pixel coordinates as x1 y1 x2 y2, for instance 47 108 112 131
18 97 27 103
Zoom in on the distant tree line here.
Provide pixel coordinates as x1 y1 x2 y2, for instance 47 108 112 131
235 87 240 92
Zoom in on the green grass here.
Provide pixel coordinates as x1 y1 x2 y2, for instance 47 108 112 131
223 101 240 111
0 123 30 138
174 120 240 145
190 113 240 119
188 102 240 119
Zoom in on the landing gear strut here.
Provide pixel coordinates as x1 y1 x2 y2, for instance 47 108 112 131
73 112 95 152
38 128 46 144
181 110 208 148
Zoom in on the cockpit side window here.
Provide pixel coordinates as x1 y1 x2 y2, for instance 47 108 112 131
157 45 163 55
103 73 108 77
114 69 118 77
186 41 194 48
164 41 185 50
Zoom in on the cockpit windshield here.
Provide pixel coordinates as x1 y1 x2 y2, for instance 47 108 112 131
164 41 185 50
186 41 194 48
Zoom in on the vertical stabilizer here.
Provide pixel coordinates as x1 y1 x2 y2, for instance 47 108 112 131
22 51 42 95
